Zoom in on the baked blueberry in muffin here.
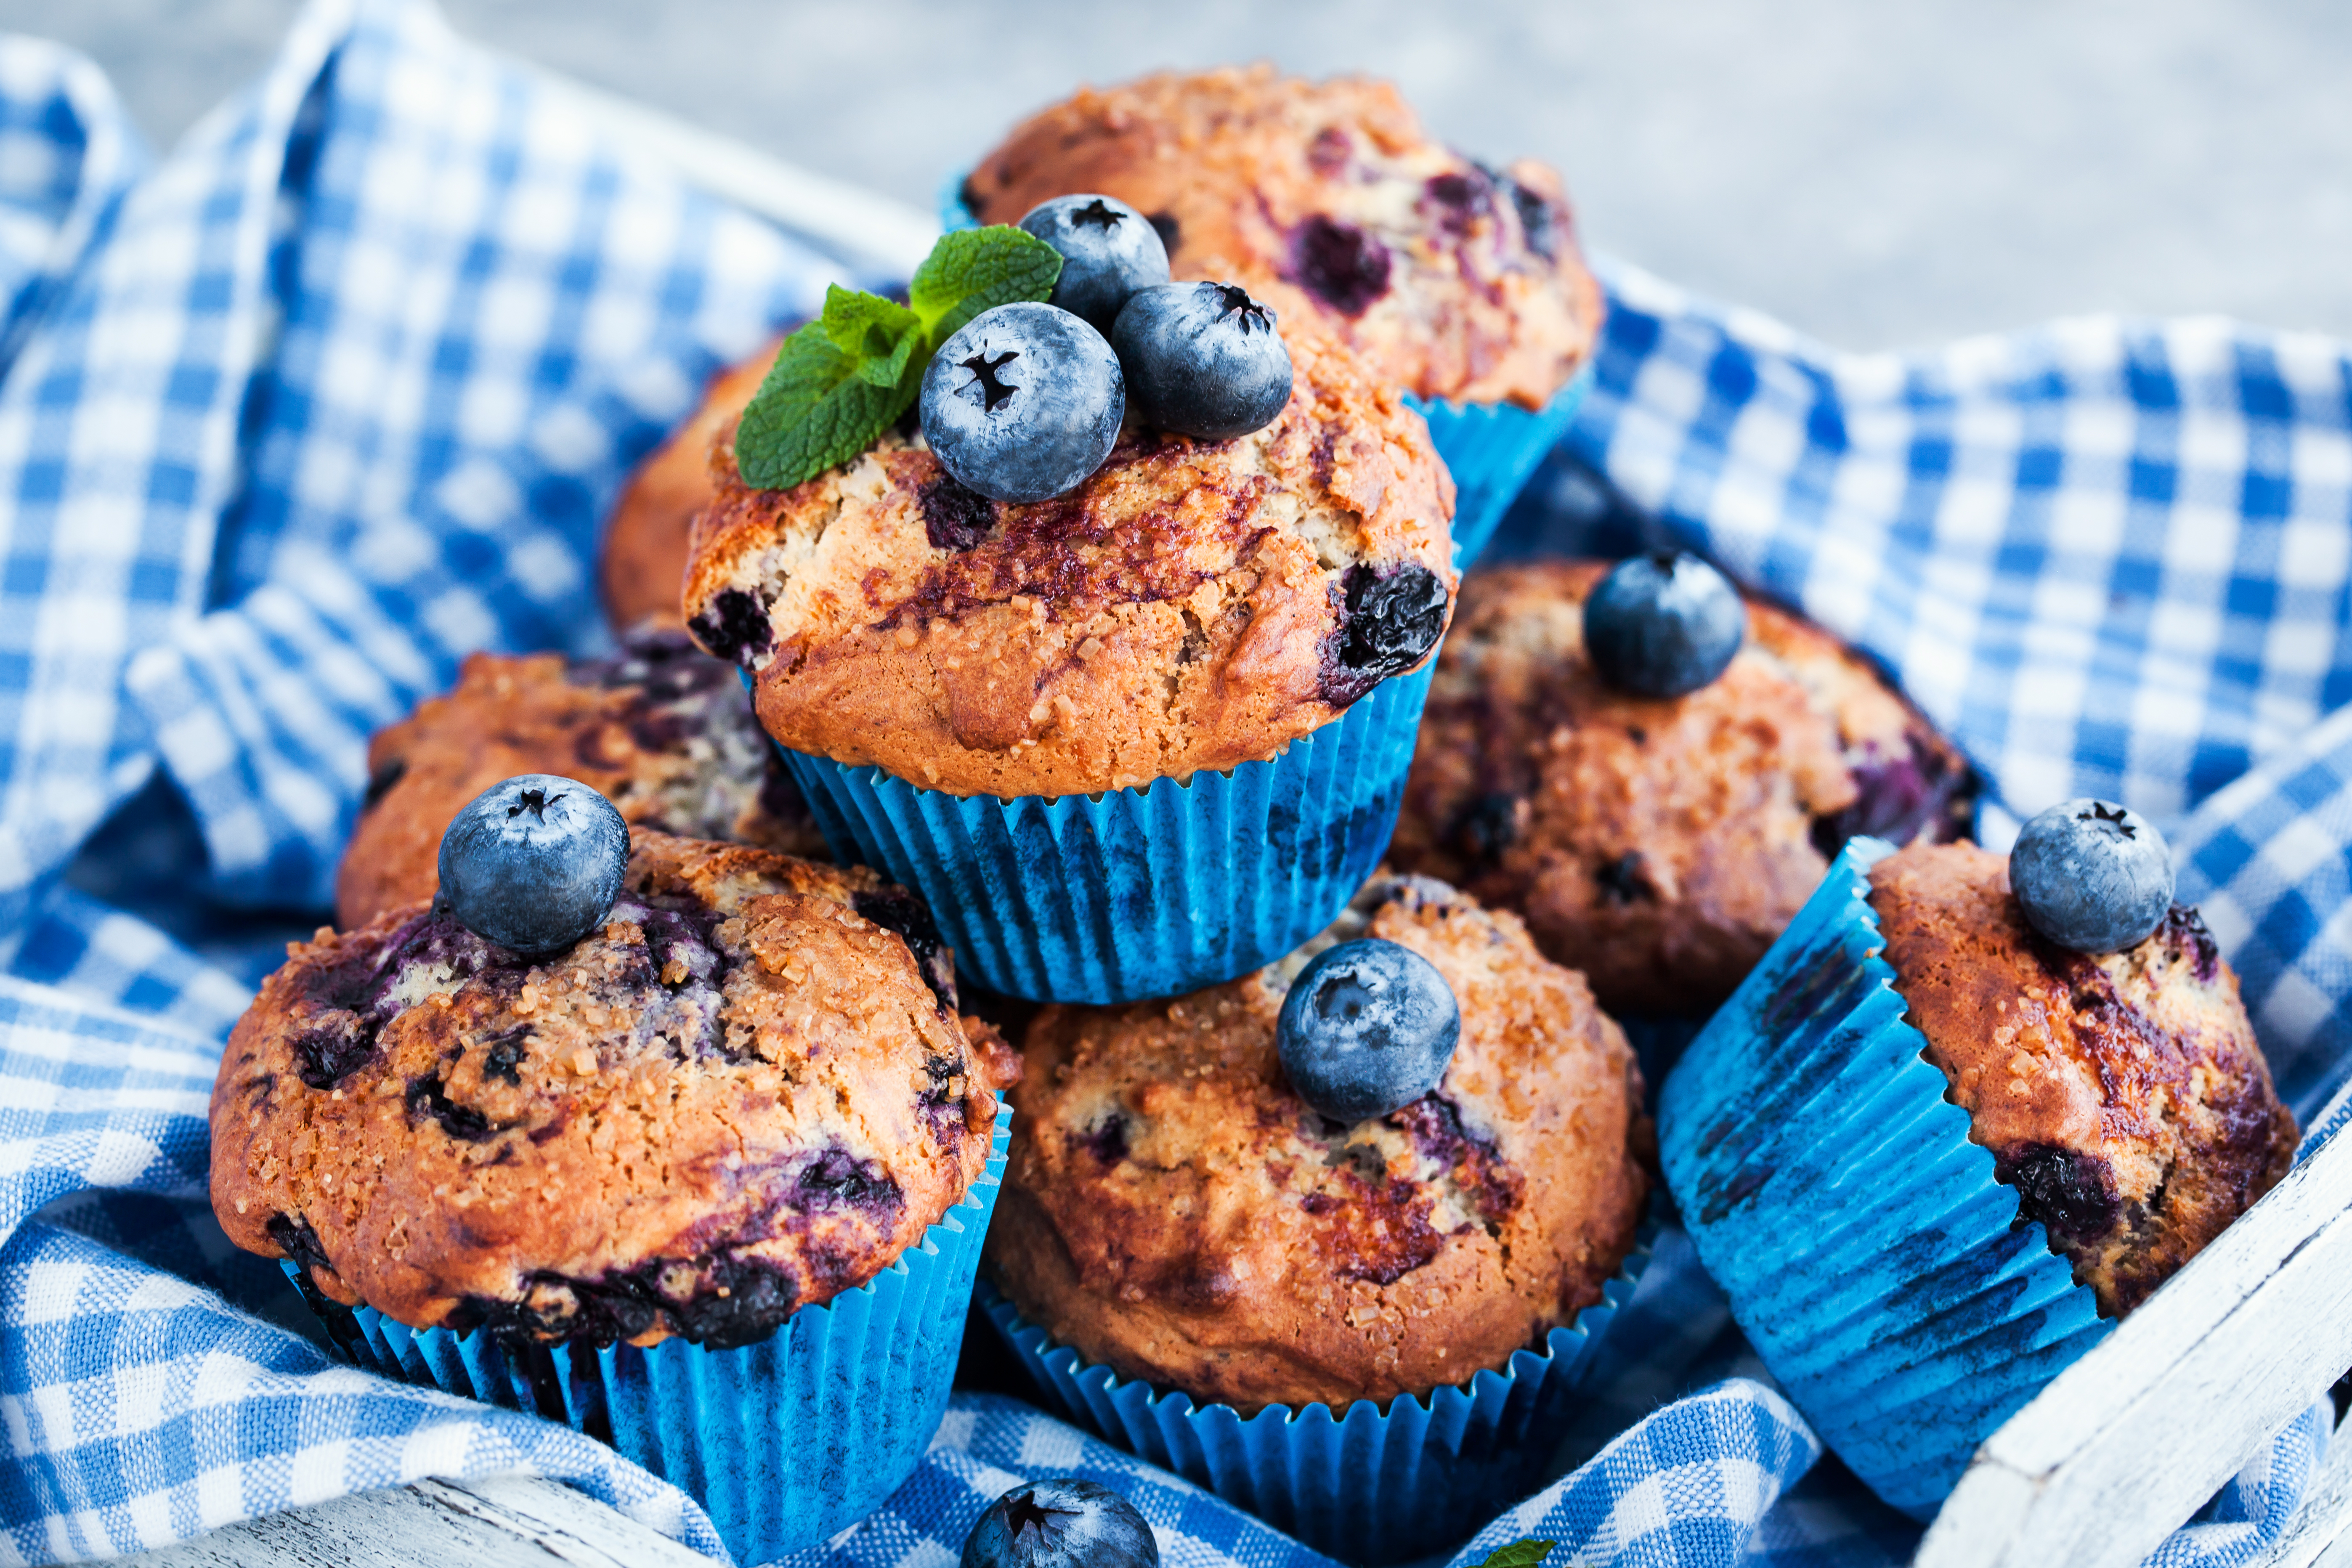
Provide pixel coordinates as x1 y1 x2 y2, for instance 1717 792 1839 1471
959 66 1601 414
1390 559 1975 1013
987 874 1648 1411
685 326 1455 798
338 625 825 931
215 830 1019 1346
1870 835 2296 1315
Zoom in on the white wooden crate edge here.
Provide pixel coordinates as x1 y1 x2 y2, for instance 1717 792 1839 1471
122 57 2346 1568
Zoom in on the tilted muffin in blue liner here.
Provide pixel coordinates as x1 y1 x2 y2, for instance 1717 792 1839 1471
950 66 1604 571
981 875 1653 1563
690 321 1457 1006
212 831 1022 1563
1659 835 2297 1517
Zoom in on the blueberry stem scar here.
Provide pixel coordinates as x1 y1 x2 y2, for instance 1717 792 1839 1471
961 349 1021 413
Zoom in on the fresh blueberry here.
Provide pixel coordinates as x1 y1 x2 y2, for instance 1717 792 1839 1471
435 774 629 956
1582 551 1747 698
1277 938 1461 1122
2009 798 2175 954
921 302 1124 504
960 1479 1158 1568
1018 194 1171 337
1110 281 1294 440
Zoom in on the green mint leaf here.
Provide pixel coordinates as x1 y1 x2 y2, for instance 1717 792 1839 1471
1475 1540 1556 1568
733 320 909 491
909 225 1063 347
731 228 1059 493
819 284 926 389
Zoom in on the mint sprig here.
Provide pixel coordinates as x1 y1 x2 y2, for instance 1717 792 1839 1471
1475 1541 1558 1568
735 227 1062 491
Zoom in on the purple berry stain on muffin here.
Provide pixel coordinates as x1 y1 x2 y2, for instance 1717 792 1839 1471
1288 215 1392 316
690 586 775 667
1994 1143 2120 1244
852 888 957 1010
920 473 997 551
1810 730 1978 860
1422 170 1491 235
1320 563 1449 706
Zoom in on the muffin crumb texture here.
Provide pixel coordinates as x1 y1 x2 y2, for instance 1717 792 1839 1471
988 876 1649 1411
685 329 1454 798
215 831 1019 1348
962 66 1602 409
1870 839 2296 1316
337 626 825 931
1391 560 1975 1014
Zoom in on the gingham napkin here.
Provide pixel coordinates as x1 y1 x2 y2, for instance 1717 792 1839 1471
0 2 2339 1565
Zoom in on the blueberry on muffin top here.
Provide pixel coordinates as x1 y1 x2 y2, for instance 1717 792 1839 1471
215 830 1019 1348
1869 838 2295 1316
987 874 1648 1412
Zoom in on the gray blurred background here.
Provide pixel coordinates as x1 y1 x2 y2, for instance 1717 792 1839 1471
14 0 2352 349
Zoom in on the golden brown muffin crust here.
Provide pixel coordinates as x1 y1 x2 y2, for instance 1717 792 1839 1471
1389 560 1974 1013
684 329 1455 798
988 876 1649 1412
1870 840 2296 1316
601 346 777 631
215 831 1019 1347
337 627 825 931
963 66 1602 409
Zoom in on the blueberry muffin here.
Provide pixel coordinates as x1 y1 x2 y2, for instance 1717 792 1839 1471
959 66 1600 413
215 830 1021 1345
339 626 825 931
1390 560 1974 1013
1870 839 2296 1316
602 345 778 632
987 874 1648 1411
685 325 1455 798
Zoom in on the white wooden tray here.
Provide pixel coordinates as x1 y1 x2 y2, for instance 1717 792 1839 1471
114 63 2351 1568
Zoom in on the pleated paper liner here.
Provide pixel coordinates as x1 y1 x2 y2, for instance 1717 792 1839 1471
773 656 1438 1005
937 178 1584 573
977 1221 1653 1566
284 1113 1009 1565
1657 839 2111 1520
1407 365 1593 570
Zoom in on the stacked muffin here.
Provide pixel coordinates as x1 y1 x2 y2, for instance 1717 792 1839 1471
206 61 2300 1568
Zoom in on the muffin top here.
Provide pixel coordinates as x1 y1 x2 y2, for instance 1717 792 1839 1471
684 327 1455 799
337 626 825 932
961 66 1602 410
988 874 1649 1413
1869 839 2296 1316
602 346 776 632
1388 559 1975 1013
215 830 1020 1348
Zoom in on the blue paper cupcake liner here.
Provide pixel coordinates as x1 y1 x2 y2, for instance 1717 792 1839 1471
772 656 1438 1005
939 178 1588 573
979 1222 1652 1565
1407 367 1592 570
286 1113 1009 1564
1657 840 2111 1520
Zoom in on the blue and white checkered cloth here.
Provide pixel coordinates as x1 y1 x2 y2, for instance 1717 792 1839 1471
0 0 2339 1563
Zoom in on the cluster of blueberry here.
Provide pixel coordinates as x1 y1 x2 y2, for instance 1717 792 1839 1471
921 194 1297 504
